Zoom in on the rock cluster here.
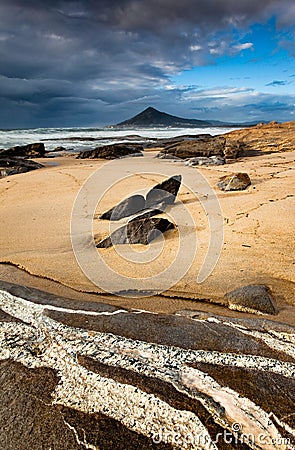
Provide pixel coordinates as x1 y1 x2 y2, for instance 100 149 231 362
77 143 144 159
99 175 181 222
97 175 181 247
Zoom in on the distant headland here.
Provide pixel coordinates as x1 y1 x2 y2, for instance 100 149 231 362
111 106 256 128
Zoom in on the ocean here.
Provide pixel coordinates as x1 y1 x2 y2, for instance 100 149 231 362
0 126 239 152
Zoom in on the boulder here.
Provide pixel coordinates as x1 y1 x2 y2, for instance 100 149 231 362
96 217 175 248
163 136 226 159
217 172 251 191
0 157 44 178
0 143 45 158
99 195 145 221
145 175 181 208
225 284 277 315
185 156 225 166
77 143 144 159
99 175 182 221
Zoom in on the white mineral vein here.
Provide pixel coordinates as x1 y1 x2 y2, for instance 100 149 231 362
0 290 215 450
62 418 100 450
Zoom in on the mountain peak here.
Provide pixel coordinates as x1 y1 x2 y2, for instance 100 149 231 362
116 107 213 128
143 106 157 112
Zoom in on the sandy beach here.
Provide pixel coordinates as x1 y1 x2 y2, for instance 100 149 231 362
0 126 294 320
1 126 295 447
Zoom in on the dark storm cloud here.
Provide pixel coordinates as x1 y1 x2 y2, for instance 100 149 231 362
0 0 294 127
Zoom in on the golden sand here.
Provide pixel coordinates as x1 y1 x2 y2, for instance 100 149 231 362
0 142 294 314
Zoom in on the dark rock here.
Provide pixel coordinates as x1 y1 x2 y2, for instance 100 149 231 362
185 156 225 166
0 360 172 450
0 157 44 178
96 217 175 248
127 206 165 222
225 284 277 315
163 136 226 159
99 195 145 221
161 136 242 161
0 143 45 158
155 153 179 160
53 146 67 152
145 191 176 209
77 143 144 159
217 172 251 191
145 175 181 208
160 134 213 147
99 175 182 221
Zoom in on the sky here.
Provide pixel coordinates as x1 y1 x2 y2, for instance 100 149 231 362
0 0 295 128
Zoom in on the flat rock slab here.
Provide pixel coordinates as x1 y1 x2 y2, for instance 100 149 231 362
77 143 144 159
96 217 175 248
0 282 294 449
185 156 225 166
217 172 251 191
225 284 277 315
